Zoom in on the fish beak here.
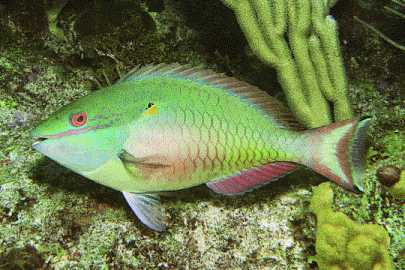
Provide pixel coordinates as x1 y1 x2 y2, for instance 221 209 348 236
31 125 49 148
32 136 49 149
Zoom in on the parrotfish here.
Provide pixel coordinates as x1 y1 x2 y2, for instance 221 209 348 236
32 64 370 231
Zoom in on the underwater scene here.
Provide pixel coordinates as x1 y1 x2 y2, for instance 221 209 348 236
0 0 404 269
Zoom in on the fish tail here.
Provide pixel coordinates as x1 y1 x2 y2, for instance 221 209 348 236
304 117 371 191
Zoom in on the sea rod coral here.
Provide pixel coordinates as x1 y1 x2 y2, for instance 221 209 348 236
222 0 353 128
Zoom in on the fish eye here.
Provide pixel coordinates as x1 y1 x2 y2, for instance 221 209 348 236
147 102 154 109
70 112 87 127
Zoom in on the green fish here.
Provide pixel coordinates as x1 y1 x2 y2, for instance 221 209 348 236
32 64 370 231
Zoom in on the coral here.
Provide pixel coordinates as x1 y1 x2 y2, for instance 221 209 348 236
222 0 353 128
310 183 393 270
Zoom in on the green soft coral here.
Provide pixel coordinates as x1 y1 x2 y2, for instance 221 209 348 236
222 0 353 128
310 183 393 270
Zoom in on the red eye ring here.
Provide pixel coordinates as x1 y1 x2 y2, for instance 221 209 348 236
70 112 87 127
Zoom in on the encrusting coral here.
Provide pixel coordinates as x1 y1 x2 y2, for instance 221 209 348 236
222 0 353 128
310 183 393 270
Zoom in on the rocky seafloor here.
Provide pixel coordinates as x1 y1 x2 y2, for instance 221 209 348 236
0 0 404 269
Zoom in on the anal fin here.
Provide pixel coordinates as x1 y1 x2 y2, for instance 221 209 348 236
123 192 167 231
206 162 297 195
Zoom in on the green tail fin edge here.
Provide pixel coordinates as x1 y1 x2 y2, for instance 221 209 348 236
349 117 371 191
306 117 371 192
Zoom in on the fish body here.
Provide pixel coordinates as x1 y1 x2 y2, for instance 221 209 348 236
32 64 370 231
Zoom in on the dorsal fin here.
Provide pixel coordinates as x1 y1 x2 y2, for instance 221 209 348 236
117 63 303 130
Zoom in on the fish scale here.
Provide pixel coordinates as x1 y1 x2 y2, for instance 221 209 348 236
167 85 282 187
175 102 231 178
31 63 369 231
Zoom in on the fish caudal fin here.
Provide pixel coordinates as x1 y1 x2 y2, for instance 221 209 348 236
305 117 371 191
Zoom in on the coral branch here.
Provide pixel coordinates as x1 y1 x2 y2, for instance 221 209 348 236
233 1 279 66
222 0 354 128
288 0 332 124
311 1 353 120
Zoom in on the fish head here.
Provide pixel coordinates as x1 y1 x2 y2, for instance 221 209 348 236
31 93 127 175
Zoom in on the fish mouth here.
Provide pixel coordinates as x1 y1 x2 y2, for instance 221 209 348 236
32 136 49 147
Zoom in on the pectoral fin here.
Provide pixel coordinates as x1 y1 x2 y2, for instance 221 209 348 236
118 149 170 169
118 149 139 163
123 192 167 231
